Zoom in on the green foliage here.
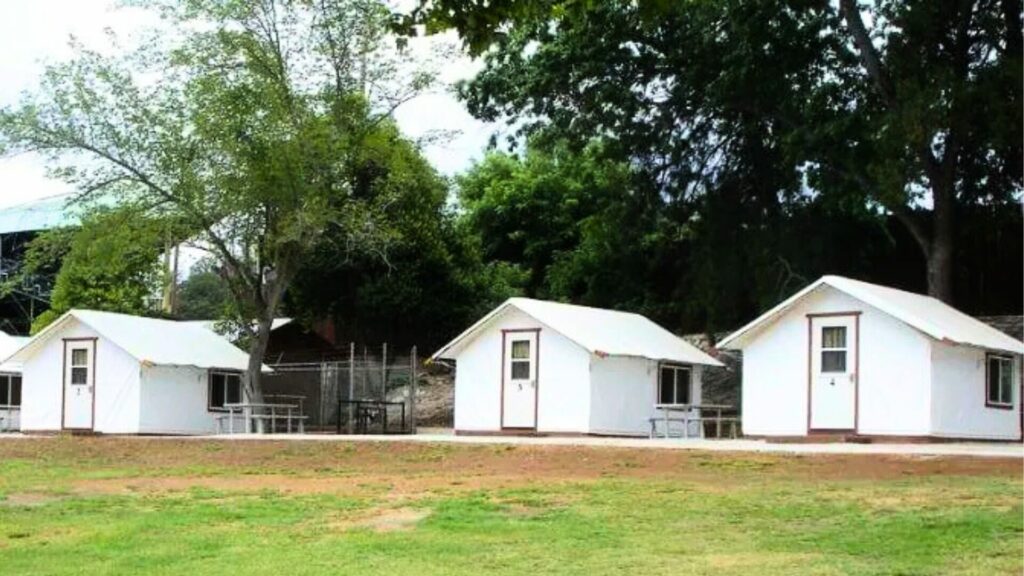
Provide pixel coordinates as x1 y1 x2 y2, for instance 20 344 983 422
457 141 633 299
413 0 1023 303
286 123 525 346
0 0 440 390
16 207 169 334
177 259 233 321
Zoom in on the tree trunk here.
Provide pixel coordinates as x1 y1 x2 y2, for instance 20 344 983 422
926 234 954 303
839 0 959 304
242 266 293 403
926 178 956 303
244 315 274 404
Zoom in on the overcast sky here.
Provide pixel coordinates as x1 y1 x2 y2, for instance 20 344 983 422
0 0 494 209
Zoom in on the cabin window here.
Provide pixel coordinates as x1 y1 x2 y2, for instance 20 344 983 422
510 340 531 379
986 355 1014 408
209 371 242 411
70 348 89 385
658 364 691 405
0 375 21 407
821 326 847 373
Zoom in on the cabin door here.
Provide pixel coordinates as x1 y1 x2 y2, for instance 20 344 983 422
809 315 857 431
502 330 538 429
63 340 96 430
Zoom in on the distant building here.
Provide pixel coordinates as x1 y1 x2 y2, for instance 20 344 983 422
0 194 81 335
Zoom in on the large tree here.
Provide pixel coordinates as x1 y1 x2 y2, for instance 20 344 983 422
403 0 1023 304
288 122 524 347
0 0 434 399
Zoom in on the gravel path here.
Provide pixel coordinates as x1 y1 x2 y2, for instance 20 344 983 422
4 431 1019 458
200 431 1024 458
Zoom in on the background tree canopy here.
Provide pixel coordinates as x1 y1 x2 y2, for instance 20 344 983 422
406 0 1022 327
1 0 1020 352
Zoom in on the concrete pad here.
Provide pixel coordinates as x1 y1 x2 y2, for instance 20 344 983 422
194 432 1024 458
3 431 1019 458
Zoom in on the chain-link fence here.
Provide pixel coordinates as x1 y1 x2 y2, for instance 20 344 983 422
262 344 418 434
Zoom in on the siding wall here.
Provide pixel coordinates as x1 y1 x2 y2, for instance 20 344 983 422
930 343 1021 440
588 356 703 436
139 365 224 435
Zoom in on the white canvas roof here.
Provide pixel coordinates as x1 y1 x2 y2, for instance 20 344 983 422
432 297 724 366
0 331 29 372
718 275 1024 355
6 310 254 371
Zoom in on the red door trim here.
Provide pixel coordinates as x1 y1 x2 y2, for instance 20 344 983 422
807 313 860 434
500 328 541 431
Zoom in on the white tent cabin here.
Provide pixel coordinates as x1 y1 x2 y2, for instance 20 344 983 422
718 276 1024 442
0 331 29 431
7 310 255 435
432 298 723 436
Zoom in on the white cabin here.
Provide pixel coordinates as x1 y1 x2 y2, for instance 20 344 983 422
0 331 28 431
718 276 1024 441
7 310 253 435
433 298 723 436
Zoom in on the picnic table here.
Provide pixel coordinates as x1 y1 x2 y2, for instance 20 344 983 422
219 402 306 434
336 399 407 434
650 404 738 439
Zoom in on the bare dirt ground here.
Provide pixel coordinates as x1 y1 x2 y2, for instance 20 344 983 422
1 437 1018 500
415 368 453 427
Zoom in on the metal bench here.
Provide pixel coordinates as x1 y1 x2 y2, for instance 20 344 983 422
650 404 740 439
216 403 309 434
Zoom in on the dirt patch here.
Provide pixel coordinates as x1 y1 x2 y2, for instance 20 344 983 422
1 492 61 507
415 368 453 427
73 472 541 499
332 507 430 533
0 436 1018 499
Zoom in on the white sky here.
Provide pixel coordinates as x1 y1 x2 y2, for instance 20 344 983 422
0 0 494 209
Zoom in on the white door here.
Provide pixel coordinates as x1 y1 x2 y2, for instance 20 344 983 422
809 316 857 430
502 331 538 429
63 340 95 430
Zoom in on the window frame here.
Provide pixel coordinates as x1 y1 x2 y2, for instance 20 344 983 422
820 326 848 374
657 363 692 406
509 338 532 380
208 370 243 412
70 347 90 385
0 373 20 407
985 354 1015 410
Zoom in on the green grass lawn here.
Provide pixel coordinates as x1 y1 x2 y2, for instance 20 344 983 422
0 437 1020 575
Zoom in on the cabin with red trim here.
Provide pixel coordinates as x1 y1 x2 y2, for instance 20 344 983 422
718 276 1024 442
432 298 723 437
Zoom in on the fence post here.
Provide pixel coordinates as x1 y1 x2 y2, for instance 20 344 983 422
348 342 355 434
381 343 388 403
410 345 418 435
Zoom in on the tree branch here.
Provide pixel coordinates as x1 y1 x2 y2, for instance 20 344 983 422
838 0 896 107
